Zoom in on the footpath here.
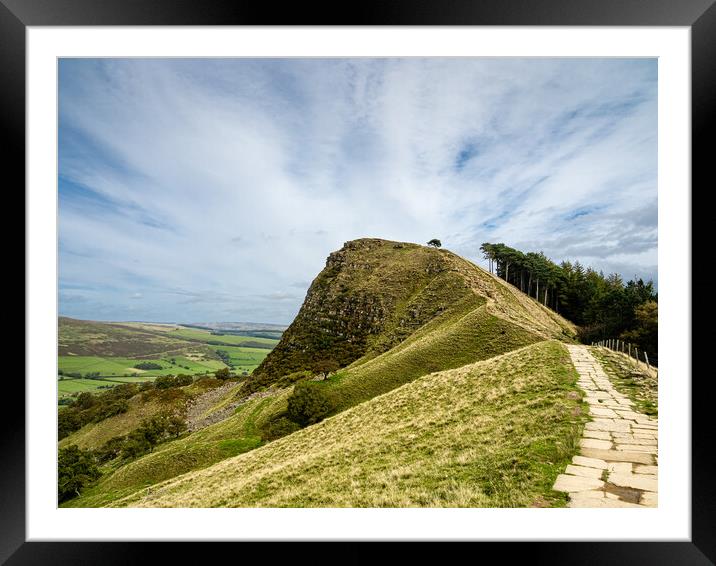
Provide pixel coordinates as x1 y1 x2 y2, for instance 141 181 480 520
553 345 658 508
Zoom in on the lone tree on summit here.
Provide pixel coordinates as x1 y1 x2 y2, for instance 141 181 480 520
427 239 442 248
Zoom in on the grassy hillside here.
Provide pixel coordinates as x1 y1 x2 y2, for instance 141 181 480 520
64 389 290 508
251 238 576 390
62 298 544 505
59 317 193 357
113 341 585 508
59 379 224 451
60 239 581 508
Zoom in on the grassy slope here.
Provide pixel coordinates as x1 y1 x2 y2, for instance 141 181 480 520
62 240 581 507
59 317 194 357
115 341 585 508
59 395 168 451
59 380 221 451
73 295 545 504
64 243 579 505
65 391 290 508
252 239 576 387
326 295 543 412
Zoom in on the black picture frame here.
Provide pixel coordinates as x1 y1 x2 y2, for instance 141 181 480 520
6 1 713 563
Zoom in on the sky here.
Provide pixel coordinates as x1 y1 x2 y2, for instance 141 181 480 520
58 58 657 324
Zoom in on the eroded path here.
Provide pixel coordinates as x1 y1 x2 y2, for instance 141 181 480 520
553 345 658 508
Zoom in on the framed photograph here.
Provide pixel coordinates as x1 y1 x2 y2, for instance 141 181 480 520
8 0 712 563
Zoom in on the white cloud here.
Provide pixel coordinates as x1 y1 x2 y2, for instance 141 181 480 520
58 58 657 322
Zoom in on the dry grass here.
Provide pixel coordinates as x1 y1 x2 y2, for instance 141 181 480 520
112 341 585 508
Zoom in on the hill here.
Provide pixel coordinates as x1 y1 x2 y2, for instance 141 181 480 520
59 317 193 357
63 238 582 508
250 238 575 389
113 341 586 507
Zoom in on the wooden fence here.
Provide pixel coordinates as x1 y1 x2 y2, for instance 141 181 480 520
592 339 657 372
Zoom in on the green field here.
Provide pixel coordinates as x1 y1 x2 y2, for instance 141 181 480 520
58 319 282 403
168 328 278 348
211 346 272 373
58 355 225 378
57 378 131 397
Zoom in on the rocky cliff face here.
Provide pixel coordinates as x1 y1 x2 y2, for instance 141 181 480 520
249 238 473 385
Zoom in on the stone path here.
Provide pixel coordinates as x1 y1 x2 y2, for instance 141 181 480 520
553 345 658 508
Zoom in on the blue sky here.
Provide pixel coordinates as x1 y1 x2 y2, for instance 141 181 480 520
58 58 657 324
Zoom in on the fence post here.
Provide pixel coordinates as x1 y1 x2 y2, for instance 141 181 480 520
634 348 638 368
644 352 650 369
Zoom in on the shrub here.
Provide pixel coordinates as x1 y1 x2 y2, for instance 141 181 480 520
75 392 96 410
120 434 152 460
155 375 177 389
286 381 334 427
215 367 231 380
58 409 81 440
134 362 163 370
58 445 101 502
261 416 301 441
175 374 193 387
91 399 129 422
94 436 125 464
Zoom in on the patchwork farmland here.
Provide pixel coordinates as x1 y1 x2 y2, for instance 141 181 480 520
57 318 282 402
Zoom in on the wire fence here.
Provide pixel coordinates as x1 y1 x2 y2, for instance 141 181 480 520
592 339 658 373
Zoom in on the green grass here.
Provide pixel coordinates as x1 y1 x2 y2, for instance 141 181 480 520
251 238 576 388
589 347 658 416
57 378 128 397
65 283 549 507
64 392 291 507
58 319 280 401
108 341 585 508
59 395 168 451
324 297 543 413
210 346 272 373
58 355 225 378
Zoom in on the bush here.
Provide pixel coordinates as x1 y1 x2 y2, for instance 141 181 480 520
134 362 163 370
286 381 333 427
313 360 340 379
94 436 125 464
119 413 187 460
120 434 152 460
175 374 193 387
75 392 96 410
91 399 129 422
215 367 231 380
58 445 101 502
58 409 81 440
155 375 176 389
261 416 301 441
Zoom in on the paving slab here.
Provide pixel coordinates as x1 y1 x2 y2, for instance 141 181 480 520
554 345 658 508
